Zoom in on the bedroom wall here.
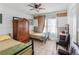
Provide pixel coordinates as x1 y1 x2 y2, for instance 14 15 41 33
67 4 77 43
0 5 33 35
77 4 79 45
56 16 68 39
67 3 78 53
57 16 68 27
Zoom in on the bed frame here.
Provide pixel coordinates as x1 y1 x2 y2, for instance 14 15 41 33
8 33 34 55
16 39 34 55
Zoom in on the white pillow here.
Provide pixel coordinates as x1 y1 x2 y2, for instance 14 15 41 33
0 35 11 41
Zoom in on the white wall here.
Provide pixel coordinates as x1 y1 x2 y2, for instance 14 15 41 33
76 4 79 45
67 4 78 53
57 16 68 27
0 5 33 35
56 16 68 39
67 4 77 43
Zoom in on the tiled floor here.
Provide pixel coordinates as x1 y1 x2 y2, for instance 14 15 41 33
34 39 57 55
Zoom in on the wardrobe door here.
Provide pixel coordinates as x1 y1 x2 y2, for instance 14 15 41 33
25 19 29 42
17 19 29 43
13 20 18 40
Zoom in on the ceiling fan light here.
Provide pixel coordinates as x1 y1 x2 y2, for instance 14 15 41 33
28 3 45 12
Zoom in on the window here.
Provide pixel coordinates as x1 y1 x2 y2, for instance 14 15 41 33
48 18 57 34
43 18 57 38
48 18 57 39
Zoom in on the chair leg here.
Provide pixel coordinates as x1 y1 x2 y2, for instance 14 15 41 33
32 39 34 55
56 44 58 50
66 46 68 50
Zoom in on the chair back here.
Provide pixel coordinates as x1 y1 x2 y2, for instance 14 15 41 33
65 34 70 45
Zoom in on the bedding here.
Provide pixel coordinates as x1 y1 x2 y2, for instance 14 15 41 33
30 31 48 42
0 39 32 55
17 46 32 55
0 35 11 41
30 31 44 37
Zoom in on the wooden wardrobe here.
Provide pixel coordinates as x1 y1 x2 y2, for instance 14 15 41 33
13 17 29 43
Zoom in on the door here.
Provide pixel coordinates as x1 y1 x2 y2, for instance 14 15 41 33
17 19 29 42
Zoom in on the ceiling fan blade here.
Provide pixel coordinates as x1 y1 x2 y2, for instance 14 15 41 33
30 9 39 12
38 8 45 10
28 5 34 7
30 9 35 10
38 4 41 7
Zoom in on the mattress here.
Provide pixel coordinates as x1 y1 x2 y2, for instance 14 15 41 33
30 32 44 37
0 39 32 55
30 32 45 40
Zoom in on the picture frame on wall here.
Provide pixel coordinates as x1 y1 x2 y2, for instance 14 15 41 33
0 14 2 24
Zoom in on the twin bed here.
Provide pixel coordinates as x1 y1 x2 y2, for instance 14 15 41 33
0 31 48 55
0 35 33 55
30 31 48 42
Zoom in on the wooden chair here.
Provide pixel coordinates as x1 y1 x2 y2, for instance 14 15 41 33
56 34 70 50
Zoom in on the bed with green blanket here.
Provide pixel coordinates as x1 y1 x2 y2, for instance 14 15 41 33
0 39 33 55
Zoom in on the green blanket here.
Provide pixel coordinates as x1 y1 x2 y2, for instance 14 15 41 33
0 43 31 55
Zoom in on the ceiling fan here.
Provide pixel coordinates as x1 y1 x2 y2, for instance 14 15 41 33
28 3 45 12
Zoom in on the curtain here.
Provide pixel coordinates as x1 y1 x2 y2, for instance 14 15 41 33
34 16 45 33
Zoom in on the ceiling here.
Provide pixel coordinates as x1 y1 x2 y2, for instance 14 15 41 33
0 3 69 15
